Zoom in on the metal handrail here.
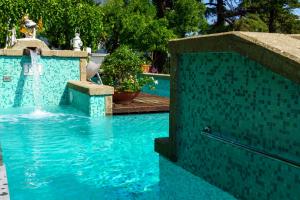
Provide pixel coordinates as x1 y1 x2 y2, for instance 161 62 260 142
201 131 300 168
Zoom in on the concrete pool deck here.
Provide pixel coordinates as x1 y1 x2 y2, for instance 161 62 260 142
0 147 9 200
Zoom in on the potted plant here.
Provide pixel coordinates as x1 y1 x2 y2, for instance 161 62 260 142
101 45 156 104
141 58 152 73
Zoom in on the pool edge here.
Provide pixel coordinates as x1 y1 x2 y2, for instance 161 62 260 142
0 146 10 200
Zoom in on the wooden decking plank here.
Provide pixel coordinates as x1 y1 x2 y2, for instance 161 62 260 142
112 93 169 114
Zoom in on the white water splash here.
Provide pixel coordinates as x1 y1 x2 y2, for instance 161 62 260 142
25 109 60 119
29 49 42 111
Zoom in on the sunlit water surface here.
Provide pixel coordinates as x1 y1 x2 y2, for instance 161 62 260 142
0 106 168 200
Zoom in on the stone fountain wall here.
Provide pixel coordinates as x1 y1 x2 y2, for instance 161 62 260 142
0 40 88 109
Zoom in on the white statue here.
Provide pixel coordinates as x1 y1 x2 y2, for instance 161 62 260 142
71 33 83 51
5 27 17 48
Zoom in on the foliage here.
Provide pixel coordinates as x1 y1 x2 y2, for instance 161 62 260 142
167 0 208 36
233 14 268 32
138 18 175 53
101 46 155 92
0 0 103 50
240 0 300 33
101 0 174 53
204 0 299 34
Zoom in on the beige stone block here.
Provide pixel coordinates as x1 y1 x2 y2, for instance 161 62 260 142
73 51 88 58
3 49 23 56
80 59 87 81
68 81 114 96
11 39 50 50
105 96 113 115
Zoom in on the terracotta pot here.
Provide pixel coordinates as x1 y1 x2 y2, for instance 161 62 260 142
141 64 151 73
113 91 140 104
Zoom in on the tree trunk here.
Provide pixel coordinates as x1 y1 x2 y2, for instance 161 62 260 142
216 0 225 27
268 5 276 33
153 51 167 73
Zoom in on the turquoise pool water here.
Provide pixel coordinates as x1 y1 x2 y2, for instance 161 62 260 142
0 107 168 200
0 106 236 200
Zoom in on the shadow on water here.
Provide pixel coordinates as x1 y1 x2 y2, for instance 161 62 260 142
13 56 30 107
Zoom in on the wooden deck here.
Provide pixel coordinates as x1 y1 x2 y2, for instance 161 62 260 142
113 93 169 114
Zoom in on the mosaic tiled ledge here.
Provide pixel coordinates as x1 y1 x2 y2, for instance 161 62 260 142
68 81 114 117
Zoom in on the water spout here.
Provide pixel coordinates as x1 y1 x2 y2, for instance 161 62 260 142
29 49 42 111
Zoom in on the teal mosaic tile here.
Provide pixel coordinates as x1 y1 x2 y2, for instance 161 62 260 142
69 88 106 117
0 56 80 108
177 52 300 164
89 95 105 117
177 133 300 200
159 156 236 200
173 52 300 200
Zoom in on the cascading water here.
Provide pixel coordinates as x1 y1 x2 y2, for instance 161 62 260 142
28 49 57 118
29 49 42 111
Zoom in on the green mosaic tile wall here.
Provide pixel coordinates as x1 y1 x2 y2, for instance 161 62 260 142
0 56 80 108
175 52 300 199
69 88 106 117
177 52 300 164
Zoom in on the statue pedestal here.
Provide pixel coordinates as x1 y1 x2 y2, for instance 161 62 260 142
11 39 50 51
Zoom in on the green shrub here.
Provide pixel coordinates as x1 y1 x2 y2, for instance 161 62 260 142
101 45 155 92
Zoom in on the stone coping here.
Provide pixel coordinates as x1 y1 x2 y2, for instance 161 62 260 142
91 53 109 57
0 49 87 58
290 34 300 40
0 145 9 200
142 73 170 80
1 38 87 58
0 165 9 200
68 81 114 96
11 39 50 50
169 31 300 84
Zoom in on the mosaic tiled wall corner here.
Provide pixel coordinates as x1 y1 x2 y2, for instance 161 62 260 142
0 56 80 108
174 52 300 199
69 88 106 117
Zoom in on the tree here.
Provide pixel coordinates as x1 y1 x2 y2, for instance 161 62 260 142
204 0 244 32
233 14 268 32
0 0 103 50
101 0 175 72
167 0 207 37
242 0 300 33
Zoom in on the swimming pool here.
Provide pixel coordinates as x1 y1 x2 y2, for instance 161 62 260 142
0 106 167 199
0 106 236 200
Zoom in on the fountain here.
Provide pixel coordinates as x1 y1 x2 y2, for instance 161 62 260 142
0 14 113 118
29 49 42 110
